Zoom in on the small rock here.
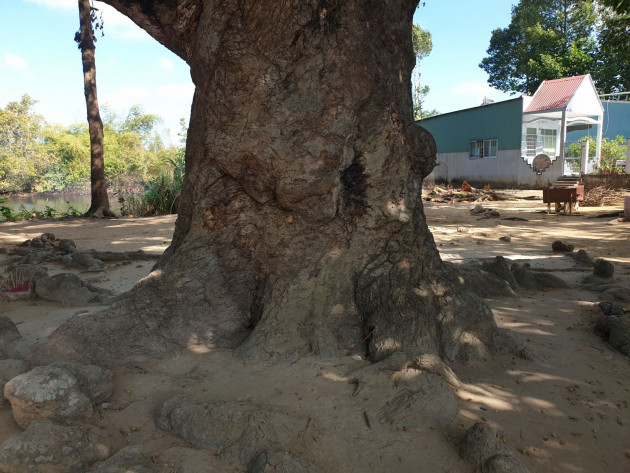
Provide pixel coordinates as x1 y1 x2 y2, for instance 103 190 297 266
594 315 630 356
552 240 574 252
457 227 469 233
500 235 512 242
35 273 103 306
0 359 30 405
459 423 529 472
599 301 625 316
58 239 77 253
593 259 614 279
49 362 114 403
0 421 113 473
29 238 44 249
40 233 56 242
60 254 74 267
4 365 95 428
471 204 485 214
570 249 593 265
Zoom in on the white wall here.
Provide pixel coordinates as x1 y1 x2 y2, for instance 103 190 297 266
426 149 564 188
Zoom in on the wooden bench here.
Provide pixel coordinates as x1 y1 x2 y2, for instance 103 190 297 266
543 187 578 214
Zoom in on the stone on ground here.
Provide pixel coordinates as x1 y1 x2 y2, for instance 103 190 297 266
0 421 113 473
459 422 529 473
552 240 574 252
593 259 615 279
595 314 630 356
35 273 106 306
599 301 625 316
0 359 29 405
3 363 112 428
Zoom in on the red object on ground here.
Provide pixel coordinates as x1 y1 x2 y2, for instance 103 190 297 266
7 281 30 293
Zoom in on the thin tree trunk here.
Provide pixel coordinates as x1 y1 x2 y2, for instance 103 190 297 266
78 0 113 218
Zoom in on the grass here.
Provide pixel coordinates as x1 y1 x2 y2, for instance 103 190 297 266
118 154 184 217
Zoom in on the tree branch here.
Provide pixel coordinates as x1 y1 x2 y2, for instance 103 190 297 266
97 0 203 62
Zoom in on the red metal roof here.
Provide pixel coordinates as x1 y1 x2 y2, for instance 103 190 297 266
524 75 587 113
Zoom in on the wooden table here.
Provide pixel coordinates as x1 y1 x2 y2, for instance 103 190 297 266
543 187 578 214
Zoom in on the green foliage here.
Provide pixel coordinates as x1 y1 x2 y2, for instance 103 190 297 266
118 116 187 217
0 95 188 219
596 8 630 94
602 0 630 14
0 96 184 195
118 152 185 217
411 24 437 120
566 136 627 173
412 24 432 58
0 95 54 192
480 0 600 94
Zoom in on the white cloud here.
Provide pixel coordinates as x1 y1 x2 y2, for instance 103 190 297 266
158 83 195 100
23 0 75 10
159 57 174 71
101 86 151 109
450 80 503 106
25 1 151 41
4 53 28 71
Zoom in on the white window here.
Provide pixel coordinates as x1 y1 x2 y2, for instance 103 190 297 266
469 139 498 159
540 129 557 156
526 128 537 157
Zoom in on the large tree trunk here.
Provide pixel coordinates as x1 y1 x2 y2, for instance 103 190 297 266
49 0 516 365
78 0 113 218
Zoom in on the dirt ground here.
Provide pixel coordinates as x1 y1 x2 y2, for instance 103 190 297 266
1 191 630 472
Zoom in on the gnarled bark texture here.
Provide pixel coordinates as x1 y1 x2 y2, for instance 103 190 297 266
47 0 514 365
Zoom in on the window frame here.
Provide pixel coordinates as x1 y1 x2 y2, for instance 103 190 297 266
469 139 498 159
540 128 557 157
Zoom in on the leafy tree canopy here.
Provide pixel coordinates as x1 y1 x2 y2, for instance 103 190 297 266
0 95 182 193
412 24 432 58
480 0 599 95
411 24 437 119
602 0 630 13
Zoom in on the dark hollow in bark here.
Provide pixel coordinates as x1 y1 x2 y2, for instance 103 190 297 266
46 0 517 366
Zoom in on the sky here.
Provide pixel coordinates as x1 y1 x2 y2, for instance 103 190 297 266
0 0 516 145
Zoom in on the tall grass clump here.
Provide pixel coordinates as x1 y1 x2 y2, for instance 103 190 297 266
119 152 185 217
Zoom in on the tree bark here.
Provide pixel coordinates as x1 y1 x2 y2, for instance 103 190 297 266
78 0 113 218
50 0 517 365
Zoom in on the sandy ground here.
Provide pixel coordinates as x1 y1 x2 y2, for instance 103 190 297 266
1 193 630 472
